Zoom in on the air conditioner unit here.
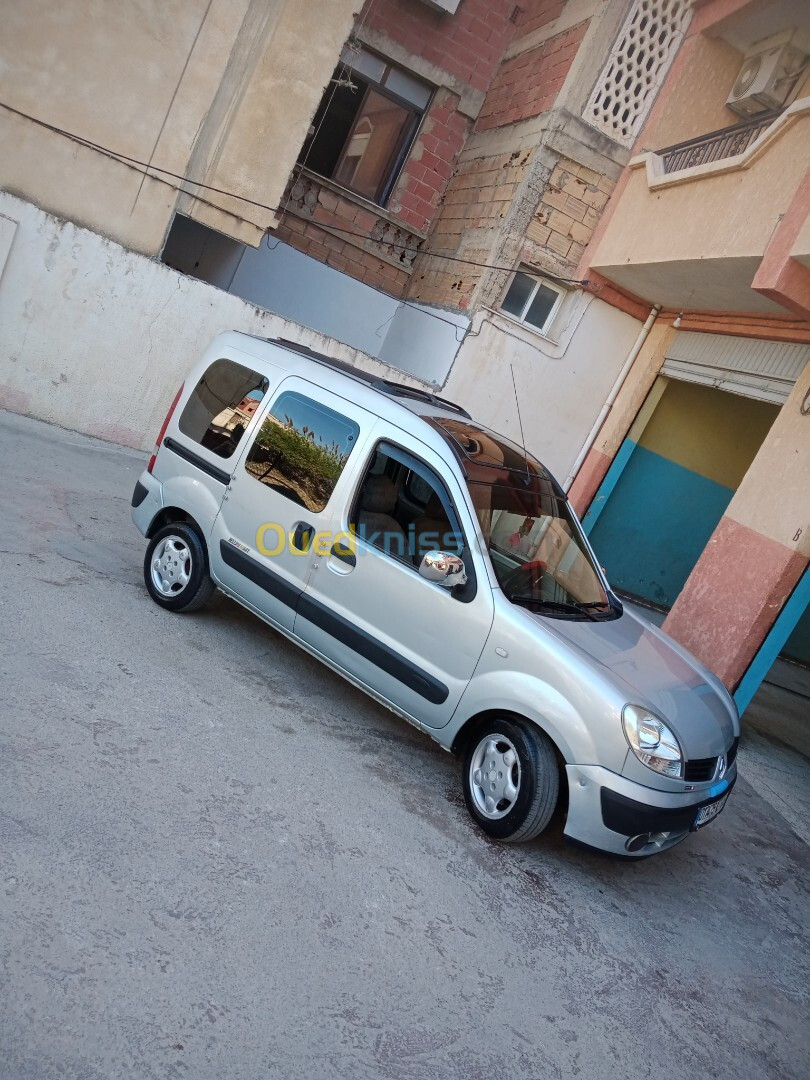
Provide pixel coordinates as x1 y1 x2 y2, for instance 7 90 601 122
726 34 807 117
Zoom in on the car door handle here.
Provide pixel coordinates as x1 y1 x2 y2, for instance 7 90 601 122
330 540 356 567
292 521 314 552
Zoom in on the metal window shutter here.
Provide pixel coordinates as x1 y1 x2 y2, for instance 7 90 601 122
662 332 810 404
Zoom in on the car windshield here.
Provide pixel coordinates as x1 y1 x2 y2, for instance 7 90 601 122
468 478 613 618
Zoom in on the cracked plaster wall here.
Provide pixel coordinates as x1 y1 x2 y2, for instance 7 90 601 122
0 193 426 452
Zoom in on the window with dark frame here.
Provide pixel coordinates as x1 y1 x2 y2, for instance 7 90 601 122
501 271 566 336
177 358 268 459
299 45 433 207
350 446 463 567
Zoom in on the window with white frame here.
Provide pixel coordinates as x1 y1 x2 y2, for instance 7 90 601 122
500 271 566 335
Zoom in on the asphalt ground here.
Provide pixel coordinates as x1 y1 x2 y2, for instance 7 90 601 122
1 409 808 1080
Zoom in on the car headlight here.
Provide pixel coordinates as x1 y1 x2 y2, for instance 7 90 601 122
622 704 683 779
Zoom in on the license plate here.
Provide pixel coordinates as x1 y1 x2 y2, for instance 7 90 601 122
693 793 729 830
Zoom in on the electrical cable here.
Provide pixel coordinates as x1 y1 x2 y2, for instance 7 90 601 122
0 99 591 285
2 104 481 345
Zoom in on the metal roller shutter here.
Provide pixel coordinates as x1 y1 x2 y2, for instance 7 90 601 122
662 332 809 404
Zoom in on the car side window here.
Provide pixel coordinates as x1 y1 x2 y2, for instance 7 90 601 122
244 391 359 513
351 445 464 567
178 358 268 459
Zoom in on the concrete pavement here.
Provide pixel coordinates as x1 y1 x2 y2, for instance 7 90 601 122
1 409 808 1080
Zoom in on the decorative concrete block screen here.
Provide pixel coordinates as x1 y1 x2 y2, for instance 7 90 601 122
583 0 692 146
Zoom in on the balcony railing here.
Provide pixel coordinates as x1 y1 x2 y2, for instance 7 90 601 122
657 111 783 174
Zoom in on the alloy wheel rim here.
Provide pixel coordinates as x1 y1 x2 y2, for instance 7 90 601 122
151 536 192 597
469 734 521 819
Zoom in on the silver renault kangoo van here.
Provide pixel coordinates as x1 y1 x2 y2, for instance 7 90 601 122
131 333 739 857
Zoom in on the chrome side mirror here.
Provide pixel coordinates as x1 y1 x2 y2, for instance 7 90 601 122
418 550 467 588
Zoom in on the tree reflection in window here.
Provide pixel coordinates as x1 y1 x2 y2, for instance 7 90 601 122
245 391 359 512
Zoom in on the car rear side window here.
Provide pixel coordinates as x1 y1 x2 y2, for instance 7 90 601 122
178 358 268 459
244 391 359 512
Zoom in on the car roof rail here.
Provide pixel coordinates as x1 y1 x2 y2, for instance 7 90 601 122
270 338 471 418
271 339 379 385
370 379 471 419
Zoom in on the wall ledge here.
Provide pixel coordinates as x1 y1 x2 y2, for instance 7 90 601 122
630 97 810 190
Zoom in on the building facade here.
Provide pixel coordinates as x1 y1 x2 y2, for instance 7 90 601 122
0 0 807 711
567 0 810 709
161 0 681 476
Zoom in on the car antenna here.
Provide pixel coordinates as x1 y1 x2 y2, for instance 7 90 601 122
510 363 530 476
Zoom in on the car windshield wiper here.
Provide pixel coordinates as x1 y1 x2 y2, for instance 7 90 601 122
510 596 601 621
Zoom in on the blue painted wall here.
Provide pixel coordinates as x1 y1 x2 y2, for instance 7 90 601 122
584 380 779 611
783 603 810 666
587 444 735 607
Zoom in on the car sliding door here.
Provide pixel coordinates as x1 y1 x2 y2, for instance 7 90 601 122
209 376 374 632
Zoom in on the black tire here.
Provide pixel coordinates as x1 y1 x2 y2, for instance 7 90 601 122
143 522 216 613
461 717 559 843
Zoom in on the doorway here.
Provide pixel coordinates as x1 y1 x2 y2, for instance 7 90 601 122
582 376 779 608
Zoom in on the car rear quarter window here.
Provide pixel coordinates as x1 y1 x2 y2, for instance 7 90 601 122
178 358 268 459
244 391 359 512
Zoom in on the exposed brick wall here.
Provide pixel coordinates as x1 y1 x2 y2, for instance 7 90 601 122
476 20 589 130
360 0 517 93
514 0 565 38
278 177 416 297
358 0 517 233
407 144 535 310
399 4 617 315
387 89 470 234
524 157 615 267
277 0 519 299
277 0 611 317
407 148 620 312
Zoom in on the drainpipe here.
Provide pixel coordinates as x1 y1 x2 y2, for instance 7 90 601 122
563 303 661 491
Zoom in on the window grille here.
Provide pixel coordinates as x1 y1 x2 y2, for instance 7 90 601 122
583 0 692 146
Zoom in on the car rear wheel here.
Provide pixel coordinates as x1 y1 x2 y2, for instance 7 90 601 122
462 717 559 842
144 523 215 613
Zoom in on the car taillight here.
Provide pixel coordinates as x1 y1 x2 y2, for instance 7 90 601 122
148 383 184 474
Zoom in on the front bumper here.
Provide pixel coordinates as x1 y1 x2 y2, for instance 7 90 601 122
130 469 163 537
564 763 736 857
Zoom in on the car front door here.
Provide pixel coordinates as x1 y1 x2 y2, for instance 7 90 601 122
209 376 374 631
294 427 495 729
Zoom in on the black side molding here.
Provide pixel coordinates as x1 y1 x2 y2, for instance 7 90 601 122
163 437 231 486
131 481 149 507
297 592 449 704
219 541 302 611
218 541 447 704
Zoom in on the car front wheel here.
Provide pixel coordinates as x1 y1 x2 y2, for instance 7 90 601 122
462 717 559 842
144 523 215 613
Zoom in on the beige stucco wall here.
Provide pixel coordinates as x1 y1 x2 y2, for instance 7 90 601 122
638 33 744 152
590 110 810 309
443 295 642 479
177 0 359 243
0 0 357 255
723 361 810 558
793 199 810 265
590 321 677 460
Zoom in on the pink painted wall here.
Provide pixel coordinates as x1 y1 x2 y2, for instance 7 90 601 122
663 517 808 689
